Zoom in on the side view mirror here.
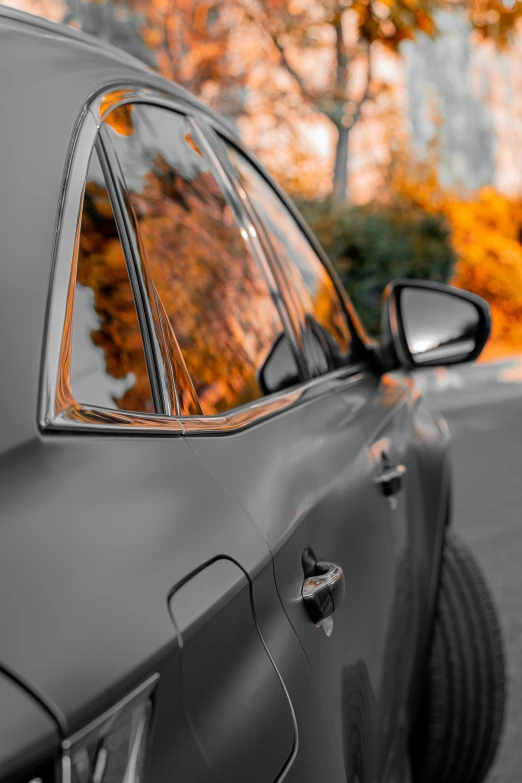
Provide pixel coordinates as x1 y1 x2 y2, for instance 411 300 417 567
378 279 491 371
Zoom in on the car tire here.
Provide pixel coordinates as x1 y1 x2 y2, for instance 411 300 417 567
410 531 506 783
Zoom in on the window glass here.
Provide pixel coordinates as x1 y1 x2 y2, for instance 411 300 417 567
104 104 300 416
225 145 352 371
70 147 154 413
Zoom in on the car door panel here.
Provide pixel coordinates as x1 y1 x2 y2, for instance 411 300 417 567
185 371 407 779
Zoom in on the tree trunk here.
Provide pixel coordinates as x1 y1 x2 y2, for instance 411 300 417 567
333 124 350 205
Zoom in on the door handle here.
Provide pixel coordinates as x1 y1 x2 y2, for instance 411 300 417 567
302 562 345 625
375 463 406 496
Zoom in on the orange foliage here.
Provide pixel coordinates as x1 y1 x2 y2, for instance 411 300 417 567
123 0 242 111
448 188 522 356
387 140 522 358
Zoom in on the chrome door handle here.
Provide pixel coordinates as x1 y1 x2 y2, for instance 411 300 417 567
375 464 406 496
302 562 345 625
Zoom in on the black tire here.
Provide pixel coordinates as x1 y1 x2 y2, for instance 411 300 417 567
410 531 506 783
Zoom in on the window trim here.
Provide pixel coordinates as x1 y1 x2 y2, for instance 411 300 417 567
39 89 181 435
95 132 170 414
40 83 368 438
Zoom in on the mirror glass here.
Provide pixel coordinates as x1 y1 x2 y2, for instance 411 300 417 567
401 288 480 365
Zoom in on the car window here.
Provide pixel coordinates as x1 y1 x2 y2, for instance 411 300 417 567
103 103 300 416
69 146 154 414
224 144 352 374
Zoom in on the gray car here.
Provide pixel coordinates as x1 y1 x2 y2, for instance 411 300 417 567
0 7 505 783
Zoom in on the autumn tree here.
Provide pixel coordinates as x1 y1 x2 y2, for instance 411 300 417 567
342 119 522 353
64 0 247 117
239 0 522 204
62 0 522 201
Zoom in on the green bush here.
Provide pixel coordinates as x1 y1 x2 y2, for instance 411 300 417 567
296 200 456 336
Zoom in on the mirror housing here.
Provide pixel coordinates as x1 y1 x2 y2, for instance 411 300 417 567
377 279 491 372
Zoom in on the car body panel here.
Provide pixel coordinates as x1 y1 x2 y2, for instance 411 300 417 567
168 558 296 783
0 434 270 726
0 9 451 782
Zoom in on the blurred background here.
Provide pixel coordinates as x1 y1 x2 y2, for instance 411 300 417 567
4 0 522 779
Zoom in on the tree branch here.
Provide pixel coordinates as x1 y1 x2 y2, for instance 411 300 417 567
348 40 372 129
269 30 317 104
334 11 348 93
242 0 317 105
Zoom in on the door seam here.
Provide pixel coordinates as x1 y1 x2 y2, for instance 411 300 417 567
183 436 271 553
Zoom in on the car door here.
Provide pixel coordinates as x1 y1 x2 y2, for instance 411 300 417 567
179 124 419 782
93 95 351 782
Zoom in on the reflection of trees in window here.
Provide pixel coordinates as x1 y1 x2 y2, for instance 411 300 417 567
73 180 153 413
112 115 292 416
225 147 351 360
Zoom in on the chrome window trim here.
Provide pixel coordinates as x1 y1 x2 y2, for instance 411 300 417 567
97 127 172 414
96 90 195 127
39 107 98 431
39 90 179 434
45 367 366 438
40 81 368 438
179 365 367 435
46 407 183 436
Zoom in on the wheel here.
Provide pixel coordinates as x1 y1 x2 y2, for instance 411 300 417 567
410 531 506 783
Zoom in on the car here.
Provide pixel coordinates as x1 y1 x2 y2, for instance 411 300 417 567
0 7 505 783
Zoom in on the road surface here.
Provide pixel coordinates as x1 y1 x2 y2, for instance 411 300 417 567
418 358 522 783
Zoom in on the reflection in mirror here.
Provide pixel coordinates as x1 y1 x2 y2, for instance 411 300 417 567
401 288 479 365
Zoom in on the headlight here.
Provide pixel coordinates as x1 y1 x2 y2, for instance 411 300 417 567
61 674 158 783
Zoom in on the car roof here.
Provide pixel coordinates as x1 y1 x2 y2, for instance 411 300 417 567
0 5 239 452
